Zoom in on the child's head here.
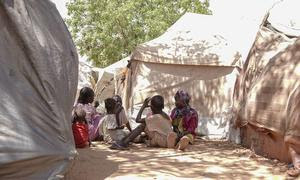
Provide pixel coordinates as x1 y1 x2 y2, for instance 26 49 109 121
105 98 116 114
150 95 164 113
73 107 87 123
174 90 190 109
94 100 100 108
112 95 122 105
77 87 95 104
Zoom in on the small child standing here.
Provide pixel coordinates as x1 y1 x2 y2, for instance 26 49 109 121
72 107 90 148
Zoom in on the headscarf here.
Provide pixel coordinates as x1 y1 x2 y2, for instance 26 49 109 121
171 90 198 135
173 90 191 118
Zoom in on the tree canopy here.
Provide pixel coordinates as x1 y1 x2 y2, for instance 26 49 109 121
66 0 210 67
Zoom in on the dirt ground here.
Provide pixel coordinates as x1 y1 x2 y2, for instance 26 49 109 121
65 138 291 180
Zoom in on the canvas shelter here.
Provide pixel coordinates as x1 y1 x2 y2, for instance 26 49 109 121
78 59 101 90
93 57 129 112
123 12 264 138
0 0 78 179
233 0 300 162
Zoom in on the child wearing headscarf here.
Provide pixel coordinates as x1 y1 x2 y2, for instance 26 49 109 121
170 90 198 150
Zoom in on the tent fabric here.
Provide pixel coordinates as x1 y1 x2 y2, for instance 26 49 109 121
124 12 265 137
268 0 300 37
0 1 78 179
78 60 101 89
233 34 300 163
104 56 129 74
132 13 262 68
94 70 114 103
93 57 129 113
94 57 129 102
233 26 296 124
124 60 238 137
238 37 300 135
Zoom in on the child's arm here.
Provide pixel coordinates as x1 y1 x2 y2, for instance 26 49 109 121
125 122 132 132
135 98 151 123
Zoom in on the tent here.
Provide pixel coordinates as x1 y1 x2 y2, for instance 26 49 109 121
78 59 101 90
93 57 129 112
0 1 78 179
233 0 300 163
123 12 263 138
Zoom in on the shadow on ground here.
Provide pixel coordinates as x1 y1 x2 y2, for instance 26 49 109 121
65 138 288 180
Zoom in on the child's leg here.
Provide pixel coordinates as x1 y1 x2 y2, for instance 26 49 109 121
167 132 177 148
121 123 146 146
177 134 193 151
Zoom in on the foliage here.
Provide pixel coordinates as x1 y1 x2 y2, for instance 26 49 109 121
66 0 210 67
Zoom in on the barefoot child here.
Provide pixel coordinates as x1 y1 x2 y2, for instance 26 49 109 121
110 95 177 150
170 90 198 151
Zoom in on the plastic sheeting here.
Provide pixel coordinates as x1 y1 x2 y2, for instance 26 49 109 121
0 0 78 179
234 24 300 162
236 33 300 136
233 27 297 125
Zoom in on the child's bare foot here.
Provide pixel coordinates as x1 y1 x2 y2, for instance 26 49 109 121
177 136 189 151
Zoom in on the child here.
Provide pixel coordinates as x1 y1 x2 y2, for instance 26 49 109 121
72 107 90 148
110 95 177 150
74 87 103 141
99 98 129 143
170 90 198 151
112 95 132 132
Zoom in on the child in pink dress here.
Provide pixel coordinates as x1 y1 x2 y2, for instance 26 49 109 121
74 87 103 141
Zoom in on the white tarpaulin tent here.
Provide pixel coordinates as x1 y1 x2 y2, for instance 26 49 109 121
268 0 300 37
94 57 129 112
0 0 78 179
124 12 264 138
78 60 101 89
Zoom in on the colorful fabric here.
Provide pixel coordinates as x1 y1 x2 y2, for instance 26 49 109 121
175 90 191 103
170 90 198 136
74 103 103 141
72 122 89 148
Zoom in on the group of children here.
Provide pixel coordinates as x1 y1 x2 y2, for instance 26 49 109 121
72 87 199 151
72 87 131 148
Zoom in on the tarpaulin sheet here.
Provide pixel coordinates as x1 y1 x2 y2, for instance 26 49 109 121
239 37 300 136
233 27 296 125
0 0 78 179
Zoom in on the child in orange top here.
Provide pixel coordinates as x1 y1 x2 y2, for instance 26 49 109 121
72 107 90 148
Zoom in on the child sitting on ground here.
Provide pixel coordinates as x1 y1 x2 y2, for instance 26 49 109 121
74 87 103 141
72 107 90 148
112 95 132 132
99 98 130 143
